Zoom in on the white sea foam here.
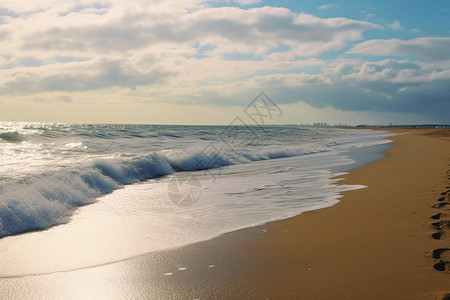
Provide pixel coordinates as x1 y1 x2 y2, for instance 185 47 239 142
0 123 394 257
0 144 344 237
0 150 373 277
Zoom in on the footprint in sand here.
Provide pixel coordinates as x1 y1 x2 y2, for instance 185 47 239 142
429 187 450 270
432 202 449 208
430 248 450 272
431 213 442 220
432 220 450 230
430 212 449 239
432 232 442 240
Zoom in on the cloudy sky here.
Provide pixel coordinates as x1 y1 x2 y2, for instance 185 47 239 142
0 0 449 125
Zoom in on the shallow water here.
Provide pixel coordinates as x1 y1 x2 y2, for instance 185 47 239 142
0 122 393 276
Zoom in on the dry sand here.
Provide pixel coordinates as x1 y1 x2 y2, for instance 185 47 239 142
161 128 449 299
0 128 449 299
241 128 450 299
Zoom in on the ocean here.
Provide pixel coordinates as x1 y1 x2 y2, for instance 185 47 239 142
0 122 393 276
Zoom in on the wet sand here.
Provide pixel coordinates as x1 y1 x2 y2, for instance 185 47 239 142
1 128 449 299
242 128 450 299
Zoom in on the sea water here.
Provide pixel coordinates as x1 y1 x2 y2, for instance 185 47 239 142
0 122 393 276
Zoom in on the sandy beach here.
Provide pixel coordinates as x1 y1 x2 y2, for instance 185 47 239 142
1 128 449 299
2 0 448 298
243 128 450 299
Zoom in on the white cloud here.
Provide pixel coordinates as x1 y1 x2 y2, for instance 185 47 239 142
231 59 450 121
233 0 261 5
123 58 450 122
0 0 448 124
0 58 174 94
318 4 339 10
388 20 404 31
348 37 450 61
0 3 381 59
360 10 374 19
35 9 373 58
0 1 381 95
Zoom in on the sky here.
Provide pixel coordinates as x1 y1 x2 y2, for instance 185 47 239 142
0 0 449 125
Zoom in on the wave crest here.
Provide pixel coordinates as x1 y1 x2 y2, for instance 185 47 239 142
0 141 376 238
0 132 26 143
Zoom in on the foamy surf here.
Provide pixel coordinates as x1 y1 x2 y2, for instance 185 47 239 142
0 122 393 276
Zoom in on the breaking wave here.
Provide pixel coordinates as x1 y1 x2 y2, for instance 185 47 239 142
0 132 26 143
0 144 333 238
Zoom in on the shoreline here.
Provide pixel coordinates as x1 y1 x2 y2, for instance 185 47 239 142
244 128 450 299
0 128 448 299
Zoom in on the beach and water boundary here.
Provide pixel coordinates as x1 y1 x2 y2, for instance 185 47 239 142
0 127 448 299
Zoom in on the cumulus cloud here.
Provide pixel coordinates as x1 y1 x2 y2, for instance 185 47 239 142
268 60 448 120
124 57 450 123
0 1 381 95
203 59 447 117
388 20 404 30
0 0 448 123
348 37 450 61
0 5 380 59
0 58 174 94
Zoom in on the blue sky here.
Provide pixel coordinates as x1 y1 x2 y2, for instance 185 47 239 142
0 0 449 125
